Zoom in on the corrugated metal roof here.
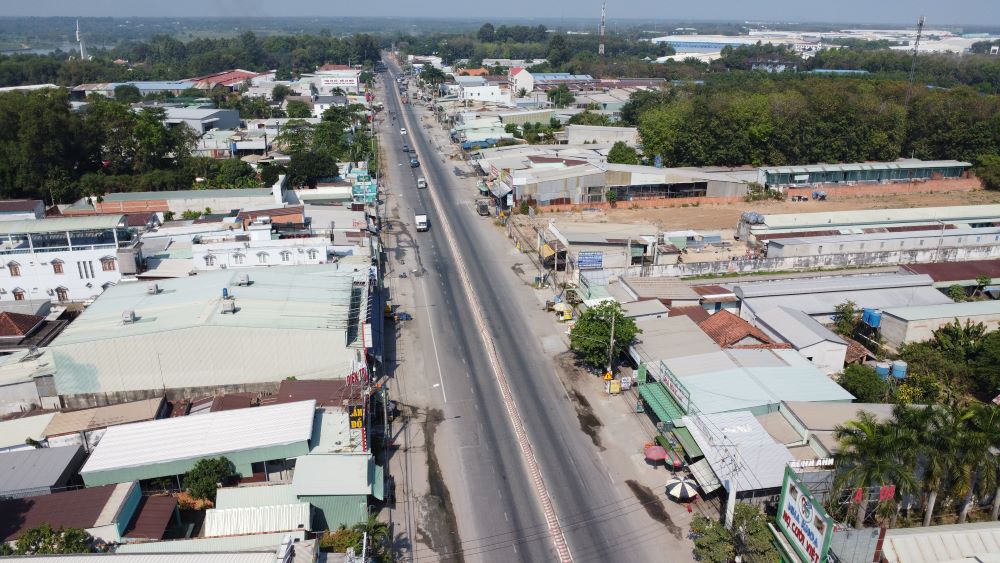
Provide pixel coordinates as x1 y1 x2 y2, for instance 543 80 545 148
0 412 57 450
882 521 1000 563
292 454 371 496
0 445 83 496
755 307 845 349
80 401 315 475
882 300 1000 322
115 530 307 553
761 160 970 175
754 204 1000 231
0 483 118 541
203 502 312 536
733 273 935 299
630 316 719 365
215 484 298 509
101 188 272 202
682 411 794 491
44 398 164 437
0 214 124 235
770 226 1000 246
19 554 276 563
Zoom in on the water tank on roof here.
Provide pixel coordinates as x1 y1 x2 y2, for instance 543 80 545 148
891 360 908 379
875 362 891 379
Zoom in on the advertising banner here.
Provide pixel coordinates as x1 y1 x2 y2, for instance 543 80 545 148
776 466 833 563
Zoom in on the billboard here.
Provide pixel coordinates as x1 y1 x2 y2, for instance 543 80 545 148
577 251 604 270
776 466 832 563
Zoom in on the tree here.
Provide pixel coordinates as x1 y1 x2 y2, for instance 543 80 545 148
547 34 572 67
690 504 778 563
286 100 311 119
978 154 1000 191
839 364 888 403
213 159 259 188
286 151 339 188
184 456 235 502
605 189 618 206
949 284 969 302
607 141 640 165
516 87 528 99
546 84 575 108
832 300 861 337
353 514 391 560
419 66 447 88
569 301 641 368
112 84 141 104
567 110 610 126
976 274 993 297
271 84 292 104
259 162 287 187
478 23 496 43
320 526 363 553
973 331 1000 398
14 523 92 555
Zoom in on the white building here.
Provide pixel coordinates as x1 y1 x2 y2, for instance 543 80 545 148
192 221 343 270
0 215 140 303
304 67 363 95
508 67 535 94
162 107 241 134
754 307 848 375
460 85 509 105
311 95 348 119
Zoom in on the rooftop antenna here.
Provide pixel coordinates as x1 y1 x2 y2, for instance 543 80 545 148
75 19 88 61
904 15 925 110
598 1 607 58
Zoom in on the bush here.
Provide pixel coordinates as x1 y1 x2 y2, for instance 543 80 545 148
319 526 363 553
183 457 235 502
839 364 888 403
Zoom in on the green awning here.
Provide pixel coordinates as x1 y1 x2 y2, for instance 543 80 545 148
672 426 703 459
638 383 684 424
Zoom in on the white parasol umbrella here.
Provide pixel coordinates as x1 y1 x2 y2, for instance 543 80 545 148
666 477 699 501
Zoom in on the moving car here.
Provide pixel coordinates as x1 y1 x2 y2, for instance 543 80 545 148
415 213 429 232
400 128 407 135
402 144 410 153
409 158 419 168
417 178 427 189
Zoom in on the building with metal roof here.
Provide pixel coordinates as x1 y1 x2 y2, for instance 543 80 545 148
94 187 279 215
79 400 316 486
203 502 312 537
733 273 952 319
12 554 280 563
758 159 970 188
0 411 56 452
0 445 85 498
880 301 1000 351
0 348 59 417
44 397 167 452
755 307 848 375
49 266 371 406
880 521 1000 563
765 226 1000 261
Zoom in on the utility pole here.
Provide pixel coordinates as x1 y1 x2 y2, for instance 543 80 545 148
598 1 607 58
607 310 616 375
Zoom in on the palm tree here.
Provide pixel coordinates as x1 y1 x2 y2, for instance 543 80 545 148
900 405 965 526
834 412 918 529
959 404 1000 522
352 514 390 559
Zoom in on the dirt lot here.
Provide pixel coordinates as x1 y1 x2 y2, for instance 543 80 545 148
545 189 1000 231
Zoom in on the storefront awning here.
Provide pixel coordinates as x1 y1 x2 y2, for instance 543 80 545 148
672 426 703 459
689 458 722 494
541 244 556 259
638 383 684 425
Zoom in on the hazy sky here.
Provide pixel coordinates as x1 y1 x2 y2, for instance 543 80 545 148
5 0 1000 26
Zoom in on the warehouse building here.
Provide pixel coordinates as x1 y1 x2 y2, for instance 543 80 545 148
49 265 372 407
758 159 970 189
764 227 1000 259
80 400 316 487
0 445 85 499
880 301 1000 351
900 259 1000 288
754 307 849 375
92 186 281 215
737 204 1000 241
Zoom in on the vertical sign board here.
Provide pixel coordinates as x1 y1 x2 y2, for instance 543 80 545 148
776 466 832 563
658 360 690 412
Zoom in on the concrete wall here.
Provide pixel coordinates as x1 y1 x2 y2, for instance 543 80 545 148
784 177 980 200
881 311 1000 350
565 125 639 147
58 380 282 410
799 341 848 376
768 230 1000 258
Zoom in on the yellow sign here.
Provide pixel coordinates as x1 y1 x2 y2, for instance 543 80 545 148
349 405 365 429
603 372 613 381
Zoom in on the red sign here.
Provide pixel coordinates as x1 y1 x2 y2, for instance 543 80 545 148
346 365 368 385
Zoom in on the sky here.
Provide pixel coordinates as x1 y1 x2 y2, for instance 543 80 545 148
5 0 1000 26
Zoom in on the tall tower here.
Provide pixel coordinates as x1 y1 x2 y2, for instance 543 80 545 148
75 19 88 60
598 1 606 57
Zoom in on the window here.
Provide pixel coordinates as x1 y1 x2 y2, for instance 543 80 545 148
257 252 269 265
12 288 24 301
233 253 245 265
280 251 291 262
55 287 68 302
7 262 20 277
101 257 116 272
204 255 216 267
52 260 64 274
307 249 318 260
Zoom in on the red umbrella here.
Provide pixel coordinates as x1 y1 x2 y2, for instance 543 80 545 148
644 445 669 461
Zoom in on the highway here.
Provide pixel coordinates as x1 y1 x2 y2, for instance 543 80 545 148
381 58 670 562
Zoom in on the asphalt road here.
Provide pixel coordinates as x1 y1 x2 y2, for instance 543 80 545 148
382 60 668 562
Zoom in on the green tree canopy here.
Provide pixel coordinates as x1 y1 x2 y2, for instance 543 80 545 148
271 84 292 103
546 84 575 108
689 504 778 563
287 151 339 188
569 301 641 368
832 300 861 337
839 364 888 403
213 159 259 188
112 84 141 104
607 141 640 165
978 154 1000 191
286 100 312 119
184 456 236 502
567 110 609 126
419 66 447 87
14 524 92 555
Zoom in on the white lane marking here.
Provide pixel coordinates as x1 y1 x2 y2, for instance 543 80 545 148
418 272 448 403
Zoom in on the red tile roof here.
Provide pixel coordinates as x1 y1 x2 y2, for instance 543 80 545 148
318 64 352 71
124 495 177 539
667 306 711 324
698 310 774 348
188 69 261 88
844 336 872 364
0 485 117 542
268 379 362 408
0 312 43 338
236 205 305 222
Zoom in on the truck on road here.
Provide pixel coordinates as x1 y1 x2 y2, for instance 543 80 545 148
415 213 429 232
475 199 490 216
